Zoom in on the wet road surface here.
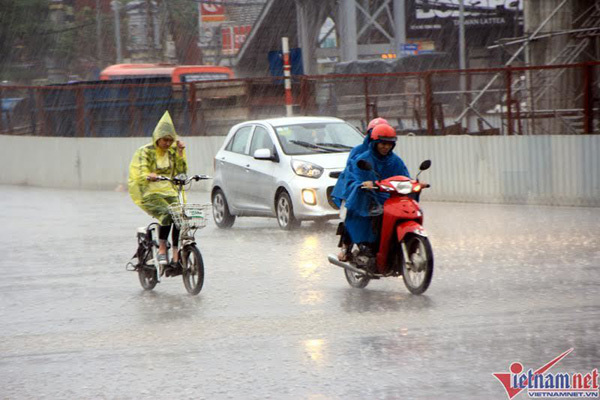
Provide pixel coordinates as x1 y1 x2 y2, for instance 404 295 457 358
1 185 599 399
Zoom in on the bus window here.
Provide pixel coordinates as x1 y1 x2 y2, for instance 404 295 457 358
173 66 234 83
179 73 231 82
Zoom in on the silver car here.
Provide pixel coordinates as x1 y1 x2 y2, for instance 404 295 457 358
211 116 365 229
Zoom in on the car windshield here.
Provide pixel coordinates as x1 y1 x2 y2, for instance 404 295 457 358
274 122 364 155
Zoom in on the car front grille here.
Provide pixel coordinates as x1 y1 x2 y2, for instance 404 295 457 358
326 186 339 210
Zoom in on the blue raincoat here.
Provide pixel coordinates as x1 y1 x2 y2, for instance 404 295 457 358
343 141 410 244
331 133 372 207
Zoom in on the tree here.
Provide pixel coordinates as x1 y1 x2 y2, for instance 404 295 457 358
164 0 202 64
0 0 53 81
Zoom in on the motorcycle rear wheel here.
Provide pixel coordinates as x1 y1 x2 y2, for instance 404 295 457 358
401 235 434 295
182 245 205 295
138 249 158 291
344 266 370 289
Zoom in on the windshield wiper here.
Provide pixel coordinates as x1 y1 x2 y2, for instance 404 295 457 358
289 140 334 152
315 142 353 150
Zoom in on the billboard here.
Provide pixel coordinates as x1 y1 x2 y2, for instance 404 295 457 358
406 0 522 47
199 1 225 22
198 0 226 56
221 25 252 55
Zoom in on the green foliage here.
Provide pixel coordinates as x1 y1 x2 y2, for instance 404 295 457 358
0 0 52 66
52 6 96 62
166 0 199 32
0 0 99 82
0 0 202 82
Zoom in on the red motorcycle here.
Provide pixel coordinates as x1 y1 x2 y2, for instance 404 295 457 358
328 160 433 294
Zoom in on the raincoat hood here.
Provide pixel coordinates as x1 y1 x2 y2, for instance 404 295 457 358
152 111 178 148
369 139 397 161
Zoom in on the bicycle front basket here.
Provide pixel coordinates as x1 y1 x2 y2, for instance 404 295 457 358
168 203 211 230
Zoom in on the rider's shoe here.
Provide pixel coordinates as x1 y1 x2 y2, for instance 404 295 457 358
157 253 169 265
166 261 183 277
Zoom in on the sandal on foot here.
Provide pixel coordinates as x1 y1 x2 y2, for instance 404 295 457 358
338 251 350 262
157 254 168 265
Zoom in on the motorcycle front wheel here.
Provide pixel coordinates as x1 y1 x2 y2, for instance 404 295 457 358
138 249 158 291
344 266 370 289
182 245 205 295
401 234 434 295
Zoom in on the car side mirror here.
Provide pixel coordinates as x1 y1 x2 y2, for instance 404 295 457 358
419 160 431 171
254 148 274 161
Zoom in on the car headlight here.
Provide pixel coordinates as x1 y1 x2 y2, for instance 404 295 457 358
391 181 413 194
291 160 323 179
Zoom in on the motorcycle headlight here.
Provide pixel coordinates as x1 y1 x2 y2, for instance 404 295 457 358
291 160 323 179
391 181 413 194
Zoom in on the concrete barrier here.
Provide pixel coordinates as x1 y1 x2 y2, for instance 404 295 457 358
0 135 225 192
1 134 598 207
396 135 600 207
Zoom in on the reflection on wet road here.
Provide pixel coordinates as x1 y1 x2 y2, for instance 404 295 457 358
1 186 599 399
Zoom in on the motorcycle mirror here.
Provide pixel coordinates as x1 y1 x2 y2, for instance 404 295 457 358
357 160 373 171
419 160 431 171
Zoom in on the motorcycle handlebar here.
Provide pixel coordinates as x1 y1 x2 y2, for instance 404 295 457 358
361 180 431 192
360 183 379 190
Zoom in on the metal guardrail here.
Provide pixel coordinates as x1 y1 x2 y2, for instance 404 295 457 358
1 61 598 137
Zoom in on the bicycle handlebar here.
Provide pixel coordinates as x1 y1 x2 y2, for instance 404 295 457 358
150 174 212 184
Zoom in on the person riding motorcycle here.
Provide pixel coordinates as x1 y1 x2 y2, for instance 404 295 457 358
128 111 187 266
331 117 390 261
341 124 410 258
331 117 389 207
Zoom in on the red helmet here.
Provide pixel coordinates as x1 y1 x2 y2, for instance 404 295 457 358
371 124 397 142
367 117 389 131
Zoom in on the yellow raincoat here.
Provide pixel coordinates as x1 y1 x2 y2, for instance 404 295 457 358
128 111 188 225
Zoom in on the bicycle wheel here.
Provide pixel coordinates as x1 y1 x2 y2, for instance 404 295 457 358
182 245 205 295
138 248 158 291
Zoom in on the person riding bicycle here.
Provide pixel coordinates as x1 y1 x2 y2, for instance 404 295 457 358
128 111 187 266
331 117 390 261
342 124 410 257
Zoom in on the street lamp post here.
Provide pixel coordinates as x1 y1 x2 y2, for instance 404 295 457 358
509 1 520 38
112 0 123 63
458 0 467 121
96 0 103 64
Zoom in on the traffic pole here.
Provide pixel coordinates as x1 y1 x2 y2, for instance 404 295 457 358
282 37 293 117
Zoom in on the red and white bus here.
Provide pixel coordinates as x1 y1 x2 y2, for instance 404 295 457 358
99 64 235 83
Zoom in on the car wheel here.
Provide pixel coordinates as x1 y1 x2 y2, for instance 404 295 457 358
212 189 235 228
276 191 300 230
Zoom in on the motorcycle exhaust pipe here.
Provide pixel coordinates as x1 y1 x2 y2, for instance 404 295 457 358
327 254 369 276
